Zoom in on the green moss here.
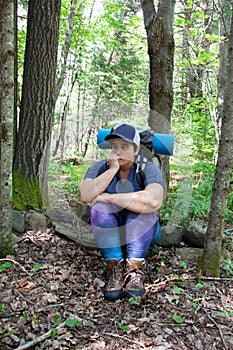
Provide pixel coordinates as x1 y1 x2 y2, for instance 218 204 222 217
199 248 221 277
12 170 44 211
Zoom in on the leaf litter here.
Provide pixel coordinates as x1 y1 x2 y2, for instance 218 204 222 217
0 229 232 350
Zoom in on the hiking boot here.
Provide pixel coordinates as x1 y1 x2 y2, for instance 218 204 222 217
124 258 145 298
104 259 124 301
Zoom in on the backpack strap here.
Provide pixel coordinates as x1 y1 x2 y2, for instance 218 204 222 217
135 150 162 188
135 151 149 188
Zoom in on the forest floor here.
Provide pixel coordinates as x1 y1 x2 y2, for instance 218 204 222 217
0 225 233 350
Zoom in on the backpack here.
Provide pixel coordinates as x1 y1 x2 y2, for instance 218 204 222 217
134 126 162 188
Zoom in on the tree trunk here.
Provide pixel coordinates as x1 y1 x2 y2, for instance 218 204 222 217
0 0 14 257
55 0 78 101
140 0 175 196
201 6 233 277
13 0 61 210
217 0 232 130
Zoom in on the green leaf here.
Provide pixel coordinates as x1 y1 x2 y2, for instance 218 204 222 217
172 314 184 324
0 262 12 272
118 323 129 331
50 328 57 338
173 285 182 294
195 282 204 288
179 261 187 269
34 263 41 271
0 304 5 312
190 301 198 309
216 312 227 317
54 313 61 327
32 316 39 324
128 297 138 305
65 318 81 328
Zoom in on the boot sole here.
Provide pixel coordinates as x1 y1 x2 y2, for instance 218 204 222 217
124 289 145 299
104 288 123 301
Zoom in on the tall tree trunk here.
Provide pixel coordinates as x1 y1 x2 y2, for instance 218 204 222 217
0 0 14 257
13 0 61 210
140 0 175 198
217 0 232 133
13 0 18 152
55 0 78 101
201 6 233 277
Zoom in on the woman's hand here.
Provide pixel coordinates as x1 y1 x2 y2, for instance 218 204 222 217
107 152 120 171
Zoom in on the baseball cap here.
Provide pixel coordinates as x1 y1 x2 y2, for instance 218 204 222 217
104 123 140 146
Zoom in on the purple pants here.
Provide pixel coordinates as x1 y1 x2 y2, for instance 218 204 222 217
90 202 160 261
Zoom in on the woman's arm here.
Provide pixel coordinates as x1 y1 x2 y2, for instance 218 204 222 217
79 152 119 203
89 183 164 214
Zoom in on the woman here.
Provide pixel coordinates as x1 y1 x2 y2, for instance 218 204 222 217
79 123 164 301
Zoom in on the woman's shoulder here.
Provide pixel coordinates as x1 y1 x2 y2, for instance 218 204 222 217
85 159 108 178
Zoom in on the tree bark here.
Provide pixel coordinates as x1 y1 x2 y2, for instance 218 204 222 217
140 0 175 197
13 0 61 210
0 0 14 257
201 6 233 277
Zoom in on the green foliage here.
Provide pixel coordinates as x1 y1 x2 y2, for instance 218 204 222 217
65 318 81 327
173 285 182 294
224 260 233 276
190 301 198 309
118 323 129 331
33 263 41 271
128 297 138 305
162 161 233 225
172 97 217 162
0 262 12 272
48 160 90 198
54 313 61 327
179 261 187 269
171 314 184 324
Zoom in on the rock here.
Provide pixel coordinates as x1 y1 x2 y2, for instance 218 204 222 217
47 209 80 242
158 226 183 247
182 219 207 248
11 233 19 242
176 247 203 264
29 212 47 232
12 210 25 234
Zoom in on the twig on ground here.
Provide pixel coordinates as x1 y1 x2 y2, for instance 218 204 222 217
200 276 233 281
13 289 35 305
0 258 31 276
14 234 42 247
203 308 228 350
14 321 66 350
105 332 146 348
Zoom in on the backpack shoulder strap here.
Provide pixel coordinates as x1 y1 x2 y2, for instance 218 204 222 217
135 151 148 188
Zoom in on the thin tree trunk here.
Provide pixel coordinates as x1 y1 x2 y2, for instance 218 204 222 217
201 6 233 277
55 0 78 101
0 0 14 257
13 0 18 152
140 0 175 199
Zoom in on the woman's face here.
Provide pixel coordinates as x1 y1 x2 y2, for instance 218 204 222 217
111 138 140 168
